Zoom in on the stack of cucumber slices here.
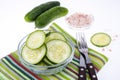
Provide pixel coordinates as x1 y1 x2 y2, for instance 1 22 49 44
21 30 72 65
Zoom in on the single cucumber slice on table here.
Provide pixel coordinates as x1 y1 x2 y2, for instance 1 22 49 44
91 32 111 47
24 1 60 22
26 30 45 49
22 45 46 64
46 40 71 63
45 32 66 43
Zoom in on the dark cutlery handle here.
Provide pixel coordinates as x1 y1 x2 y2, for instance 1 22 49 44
86 63 98 80
78 67 86 80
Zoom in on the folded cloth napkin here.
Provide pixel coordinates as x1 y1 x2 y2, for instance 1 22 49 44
0 23 108 80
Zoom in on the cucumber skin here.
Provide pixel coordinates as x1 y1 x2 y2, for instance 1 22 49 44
24 1 60 22
35 6 68 28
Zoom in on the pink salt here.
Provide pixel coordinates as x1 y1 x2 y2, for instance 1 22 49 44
66 12 94 28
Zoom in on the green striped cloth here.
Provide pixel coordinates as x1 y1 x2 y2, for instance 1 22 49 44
0 23 108 80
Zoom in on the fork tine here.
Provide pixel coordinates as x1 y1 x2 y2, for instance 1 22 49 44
76 32 80 48
76 32 88 49
76 33 82 48
80 33 88 48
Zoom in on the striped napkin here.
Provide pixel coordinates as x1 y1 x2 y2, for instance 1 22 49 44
0 23 108 80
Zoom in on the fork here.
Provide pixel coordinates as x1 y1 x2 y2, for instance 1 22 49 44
76 32 98 80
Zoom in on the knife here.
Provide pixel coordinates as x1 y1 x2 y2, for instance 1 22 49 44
83 52 98 80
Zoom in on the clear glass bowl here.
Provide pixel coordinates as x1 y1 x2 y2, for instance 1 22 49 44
17 31 75 75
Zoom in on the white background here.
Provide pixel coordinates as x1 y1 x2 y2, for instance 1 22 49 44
0 0 120 80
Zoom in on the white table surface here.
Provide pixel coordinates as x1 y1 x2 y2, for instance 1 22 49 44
0 0 120 79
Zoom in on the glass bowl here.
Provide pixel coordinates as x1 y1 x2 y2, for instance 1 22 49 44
17 31 75 75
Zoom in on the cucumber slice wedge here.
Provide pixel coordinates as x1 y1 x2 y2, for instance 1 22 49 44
22 45 46 64
26 30 45 49
91 32 111 47
45 32 66 43
46 40 71 63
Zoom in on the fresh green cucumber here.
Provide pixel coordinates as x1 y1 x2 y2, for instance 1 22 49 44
24 1 60 22
35 6 68 28
90 32 111 47
26 30 45 49
45 32 66 43
46 40 71 63
22 45 46 64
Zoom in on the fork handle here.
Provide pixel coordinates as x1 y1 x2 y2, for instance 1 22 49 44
78 67 86 80
86 63 98 80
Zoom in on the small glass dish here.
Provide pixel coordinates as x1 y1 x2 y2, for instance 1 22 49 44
65 12 94 31
17 31 75 75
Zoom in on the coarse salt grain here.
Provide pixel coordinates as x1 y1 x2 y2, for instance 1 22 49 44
66 12 94 28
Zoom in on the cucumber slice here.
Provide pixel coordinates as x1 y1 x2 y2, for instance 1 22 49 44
46 40 71 63
26 30 45 49
45 32 66 43
91 32 111 47
22 45 46 64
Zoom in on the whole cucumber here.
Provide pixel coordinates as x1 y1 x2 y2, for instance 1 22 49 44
35 6 68 28
24 1 60 22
